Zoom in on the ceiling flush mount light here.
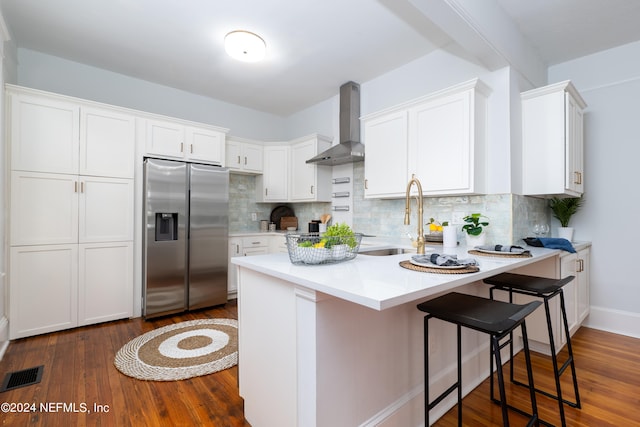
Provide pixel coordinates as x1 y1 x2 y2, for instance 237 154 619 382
224 30 266 63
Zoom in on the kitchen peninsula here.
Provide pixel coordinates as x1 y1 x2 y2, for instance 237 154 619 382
232 239 589 426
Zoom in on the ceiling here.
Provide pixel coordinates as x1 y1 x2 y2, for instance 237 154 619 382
2 0 640 116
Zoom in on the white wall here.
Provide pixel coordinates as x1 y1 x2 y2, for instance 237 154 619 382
549 40 640 338
17 49 287 141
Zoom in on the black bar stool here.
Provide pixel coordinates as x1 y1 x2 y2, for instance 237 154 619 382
417 292 541 427
483 273 581 427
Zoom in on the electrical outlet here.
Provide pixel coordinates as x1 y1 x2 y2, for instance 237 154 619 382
251 212 257 221
452 212 465 224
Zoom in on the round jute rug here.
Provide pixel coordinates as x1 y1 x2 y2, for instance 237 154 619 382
114 319 238 381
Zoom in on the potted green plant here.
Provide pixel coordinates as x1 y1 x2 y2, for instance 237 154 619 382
462 213 489 247
549 196 583 241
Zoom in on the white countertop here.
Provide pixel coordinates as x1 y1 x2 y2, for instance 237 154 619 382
232 237 566 310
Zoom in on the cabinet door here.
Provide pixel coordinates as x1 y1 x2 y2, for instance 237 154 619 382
145 119 185 158
228 238 243 294
78 242 133 326
262 146 289 201
242 143 263 173
411 91 472 194
363 110 408 198
560 253 579 336
576 247 590 323
78 177 134 243
9 245 78 339
186 126 225 164
80 106 136 178
290 139 317 201
226 140 243 170
10 171 78 246
10 92 80 174
565 93 584 194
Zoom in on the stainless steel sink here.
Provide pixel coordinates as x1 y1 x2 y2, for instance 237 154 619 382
359 247 412 256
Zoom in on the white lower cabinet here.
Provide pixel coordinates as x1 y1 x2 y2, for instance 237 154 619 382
9 242 133 339
78 242 133 326
8 171 134 339
228 235 286 298
9 245 78 339
228 238 243 297
511 245 590 355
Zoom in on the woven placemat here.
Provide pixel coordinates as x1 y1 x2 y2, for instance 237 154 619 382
399 260 480 274
467 250 532 258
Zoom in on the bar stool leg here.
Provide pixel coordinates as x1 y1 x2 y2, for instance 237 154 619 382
492 335 510 427
559 291 582 409
424 315 430 426
520 322 540 427
543 296 567 427
456 324 462 425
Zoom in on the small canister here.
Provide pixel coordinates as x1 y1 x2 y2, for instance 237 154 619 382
308 221 320 233
260 220 268 232
269 222 276 232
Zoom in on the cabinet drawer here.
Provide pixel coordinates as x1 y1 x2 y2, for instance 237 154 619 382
242 237 269 248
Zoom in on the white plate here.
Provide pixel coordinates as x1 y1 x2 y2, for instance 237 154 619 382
409 258 468 269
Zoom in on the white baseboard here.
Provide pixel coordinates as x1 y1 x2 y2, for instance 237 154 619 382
359 342 494 427
584 306 640 339
0 316 9 361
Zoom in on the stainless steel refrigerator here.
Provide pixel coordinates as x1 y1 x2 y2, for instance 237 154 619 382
143 158 229 318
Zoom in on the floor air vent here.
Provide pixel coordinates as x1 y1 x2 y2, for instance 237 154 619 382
1 365 44 392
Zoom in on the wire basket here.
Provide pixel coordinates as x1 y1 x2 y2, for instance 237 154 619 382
286 233 362 265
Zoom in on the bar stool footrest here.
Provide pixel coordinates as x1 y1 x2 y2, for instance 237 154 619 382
511 377 581 409
428 382 459 412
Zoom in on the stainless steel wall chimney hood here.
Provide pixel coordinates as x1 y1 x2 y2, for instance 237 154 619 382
306 81 365 166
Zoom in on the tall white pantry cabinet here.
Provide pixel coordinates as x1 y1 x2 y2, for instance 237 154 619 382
6 85 134 339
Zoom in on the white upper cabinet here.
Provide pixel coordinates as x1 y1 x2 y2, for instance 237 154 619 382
256 134 332 203
410 88 485 195
258 145 289 202
186 126 225 164
81 106 135 178
521 80 586 197
145 118 184 158
145 118 228 165
363 111 408 198
9 87 136 178
226 137 264 173
362 79 489 198
289 135 332 202
10 91 80 174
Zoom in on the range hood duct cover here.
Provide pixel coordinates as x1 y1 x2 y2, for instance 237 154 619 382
306 81 365 166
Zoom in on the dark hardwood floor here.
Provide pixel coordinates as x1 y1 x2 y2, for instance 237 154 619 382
0 301 249 427
1 302 639 426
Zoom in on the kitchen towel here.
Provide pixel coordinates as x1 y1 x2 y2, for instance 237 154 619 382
476 244 530 255
412 254 478 267
523 237 576 253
